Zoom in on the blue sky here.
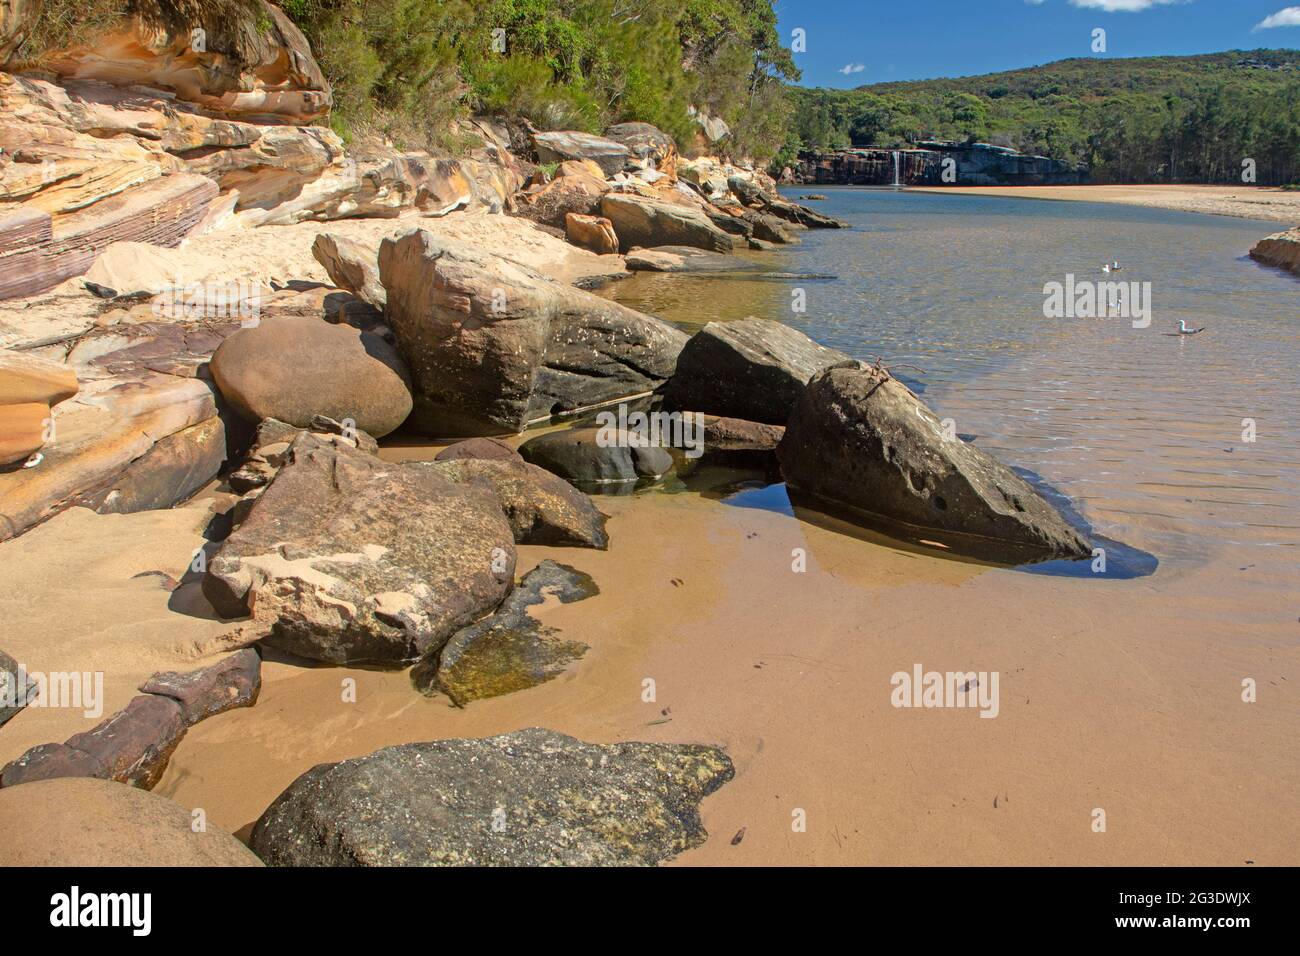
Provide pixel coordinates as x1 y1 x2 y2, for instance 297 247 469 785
776 0 1300 88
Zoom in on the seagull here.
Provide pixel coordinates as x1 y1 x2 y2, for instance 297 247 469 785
1102 263 1111 274
1111 260 1122 271
1176 319 1204 335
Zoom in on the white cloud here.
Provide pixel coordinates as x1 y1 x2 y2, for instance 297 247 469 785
1069 0 1185 11
838 63 866 75
1255 6 1300 30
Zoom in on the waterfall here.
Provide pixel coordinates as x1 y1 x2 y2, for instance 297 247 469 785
892 150 901 187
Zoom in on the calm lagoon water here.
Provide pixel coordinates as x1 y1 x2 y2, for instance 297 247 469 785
608 188 1300 574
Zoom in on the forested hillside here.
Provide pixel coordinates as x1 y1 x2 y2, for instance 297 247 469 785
783 51 1300 185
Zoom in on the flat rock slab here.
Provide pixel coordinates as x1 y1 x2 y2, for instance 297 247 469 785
139 648 262 726
411 560 597 705
664 318 851 425
205 431 517 665
625 245 766 273
533 131 630 177
249 727 734 866
777 363 1092 562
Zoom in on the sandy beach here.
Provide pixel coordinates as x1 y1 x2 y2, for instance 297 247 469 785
907 184 1300 224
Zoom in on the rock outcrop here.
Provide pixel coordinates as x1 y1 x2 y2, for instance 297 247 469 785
1250 227 1300 277
0 777 263 866
600 193 736 253
533 131 630 177
210 313 413 438
515 160 608 228
378 229 686 436
664 318 851 425
249 728 734 866
139 647 262 727
204 432 517 665
412 561 596 705
312 233 386 309
777 363 1092 562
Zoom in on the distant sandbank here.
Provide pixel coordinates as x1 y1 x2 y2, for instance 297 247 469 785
906 184 1300 224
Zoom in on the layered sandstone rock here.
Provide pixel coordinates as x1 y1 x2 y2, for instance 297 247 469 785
1250 227 1300 277
378 229 686 436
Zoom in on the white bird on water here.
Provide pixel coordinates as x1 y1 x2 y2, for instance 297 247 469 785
1177 319 1205 335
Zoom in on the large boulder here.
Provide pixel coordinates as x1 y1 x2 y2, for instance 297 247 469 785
600 194 736 253
565 213 618 255
249 728 734 866
533 131 630 177
519 427 674 487
664 318 851 425
312 233 386 309
604 122 676 172
0 777 263 866
412 561 596 705
204 432 517 665
425 458 609 549
1250 227 1300 277
378 230 686 436
210 314 413 438
777 364 1092 562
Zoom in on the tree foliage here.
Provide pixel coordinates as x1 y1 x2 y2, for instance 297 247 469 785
782 51 1300 185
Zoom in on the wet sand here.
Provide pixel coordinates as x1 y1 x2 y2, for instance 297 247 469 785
143 477 1298 865
906 184 1300 224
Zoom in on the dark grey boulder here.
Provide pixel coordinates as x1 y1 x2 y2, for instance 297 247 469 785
411 560 597 705
423 457 609 549
249 727 734 866
663 318 851 425
777 363 1092 562
518 426 673 487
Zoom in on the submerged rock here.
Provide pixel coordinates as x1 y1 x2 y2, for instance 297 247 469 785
411 560 596 705
664 318 850 425
777 363 1092 562
519 426 674 488
378 230 685 436
425 458 609 549
205 432 517 665
0 777 263 866
249 727 734 866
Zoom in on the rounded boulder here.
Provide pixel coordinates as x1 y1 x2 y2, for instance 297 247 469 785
0 777 263 866
210 314 412 437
